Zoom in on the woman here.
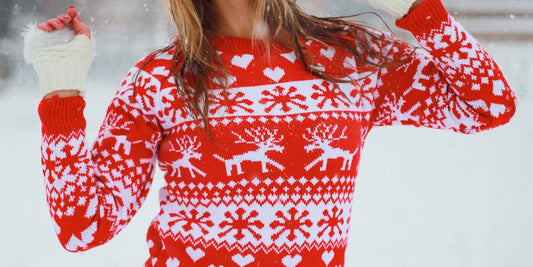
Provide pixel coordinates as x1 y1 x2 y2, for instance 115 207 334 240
25 0 516 266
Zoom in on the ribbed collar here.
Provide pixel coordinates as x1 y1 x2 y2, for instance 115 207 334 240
213 34 292 55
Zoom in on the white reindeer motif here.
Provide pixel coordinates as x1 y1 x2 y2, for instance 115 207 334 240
167 136 206 178
304 124 358 171
214 128 285 176
96 111 161 155
96 111 134 155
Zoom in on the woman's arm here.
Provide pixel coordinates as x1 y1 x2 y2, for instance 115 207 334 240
38 67 162 252
27 6 163 251
370 0 516 133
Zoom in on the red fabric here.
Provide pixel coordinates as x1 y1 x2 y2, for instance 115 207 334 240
396 0 449 35
38 0 516 266
38 95 86 134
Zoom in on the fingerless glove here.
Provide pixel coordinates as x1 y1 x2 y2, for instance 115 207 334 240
359 0 417 19
23 26 94 97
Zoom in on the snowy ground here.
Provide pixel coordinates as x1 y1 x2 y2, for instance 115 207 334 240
1 2 533 267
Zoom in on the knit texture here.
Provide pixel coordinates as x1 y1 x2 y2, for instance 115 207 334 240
38 0 516 266
24 27 94 96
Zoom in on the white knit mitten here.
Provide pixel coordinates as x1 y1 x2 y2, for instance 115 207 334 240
359 0 417 19
23 25 94 97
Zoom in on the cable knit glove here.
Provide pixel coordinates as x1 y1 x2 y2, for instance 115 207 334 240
23 25 94 97
359 0 418 19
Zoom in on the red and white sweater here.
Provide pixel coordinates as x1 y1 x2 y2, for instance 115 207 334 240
38 0 516 266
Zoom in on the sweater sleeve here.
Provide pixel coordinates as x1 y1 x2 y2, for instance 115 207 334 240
370 0 517 133
38 67 162 252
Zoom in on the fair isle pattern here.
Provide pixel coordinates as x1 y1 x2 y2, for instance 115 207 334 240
38 0 516 266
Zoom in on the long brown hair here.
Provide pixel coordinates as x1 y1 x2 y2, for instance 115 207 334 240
135 0 412 135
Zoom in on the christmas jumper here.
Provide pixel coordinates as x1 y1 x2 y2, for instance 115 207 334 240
38 0 516 266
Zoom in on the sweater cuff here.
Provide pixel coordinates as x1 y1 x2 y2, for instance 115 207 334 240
38 96 86 135
396 0 449 36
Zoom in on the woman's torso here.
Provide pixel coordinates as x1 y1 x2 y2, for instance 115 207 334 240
143 35 379 267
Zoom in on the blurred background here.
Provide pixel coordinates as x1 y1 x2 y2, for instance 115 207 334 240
0 0 532 266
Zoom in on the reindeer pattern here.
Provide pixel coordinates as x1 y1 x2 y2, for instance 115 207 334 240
214 128 285 176
304 124 359 172
160 135 206 178
161 117 360 179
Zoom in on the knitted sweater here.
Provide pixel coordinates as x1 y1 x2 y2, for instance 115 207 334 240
38 0 516 266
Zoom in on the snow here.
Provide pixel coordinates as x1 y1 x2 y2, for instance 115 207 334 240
1 1 532 266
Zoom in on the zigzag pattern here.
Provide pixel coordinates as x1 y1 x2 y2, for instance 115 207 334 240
156 232 348 255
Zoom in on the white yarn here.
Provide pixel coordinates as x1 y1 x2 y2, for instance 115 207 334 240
22 24 94 96
23 24 76 64
359 0 417 19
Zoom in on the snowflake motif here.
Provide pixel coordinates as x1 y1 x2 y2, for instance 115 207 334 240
376 95 421 125
311 81 350 109
218 208 264 240
209 90 254 115
435 23 471 55
169 209 214 235
42 139 84 182
269 207 313 241
350 78 375 109
160 90 188 122
259 86 308 112
125 75 159 108
41 141 65 180
60 144 81 177
317 206 344 238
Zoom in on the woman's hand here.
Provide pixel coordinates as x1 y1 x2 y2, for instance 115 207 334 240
24 5 94 98
37 6 91 38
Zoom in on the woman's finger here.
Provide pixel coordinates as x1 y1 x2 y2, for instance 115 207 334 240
71 16 91 38
35 5 89 37
37 22 53 32
58 14 72 24
67 5 78 18
46 18 65 30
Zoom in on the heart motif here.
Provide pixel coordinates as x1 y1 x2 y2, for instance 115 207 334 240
244 194 254 203
166 257 180 267
321 250 335 266
282 254 302 267
320 47 336 59
222 195 232 204
281 52 297 63
232 253 255 267
226 75 237 86
263 67 285 82
232 54 254 69
256 194 266 203
186 246 205 262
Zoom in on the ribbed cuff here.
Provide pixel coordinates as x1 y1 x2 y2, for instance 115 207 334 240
38 96 86 135
396 0 449 36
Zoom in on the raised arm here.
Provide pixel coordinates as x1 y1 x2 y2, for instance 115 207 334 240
26 7 162 251
369 0 517 133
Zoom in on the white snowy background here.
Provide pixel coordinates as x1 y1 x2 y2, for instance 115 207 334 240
0 0 532 266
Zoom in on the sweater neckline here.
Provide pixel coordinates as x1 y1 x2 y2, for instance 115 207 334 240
213 34 292 55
